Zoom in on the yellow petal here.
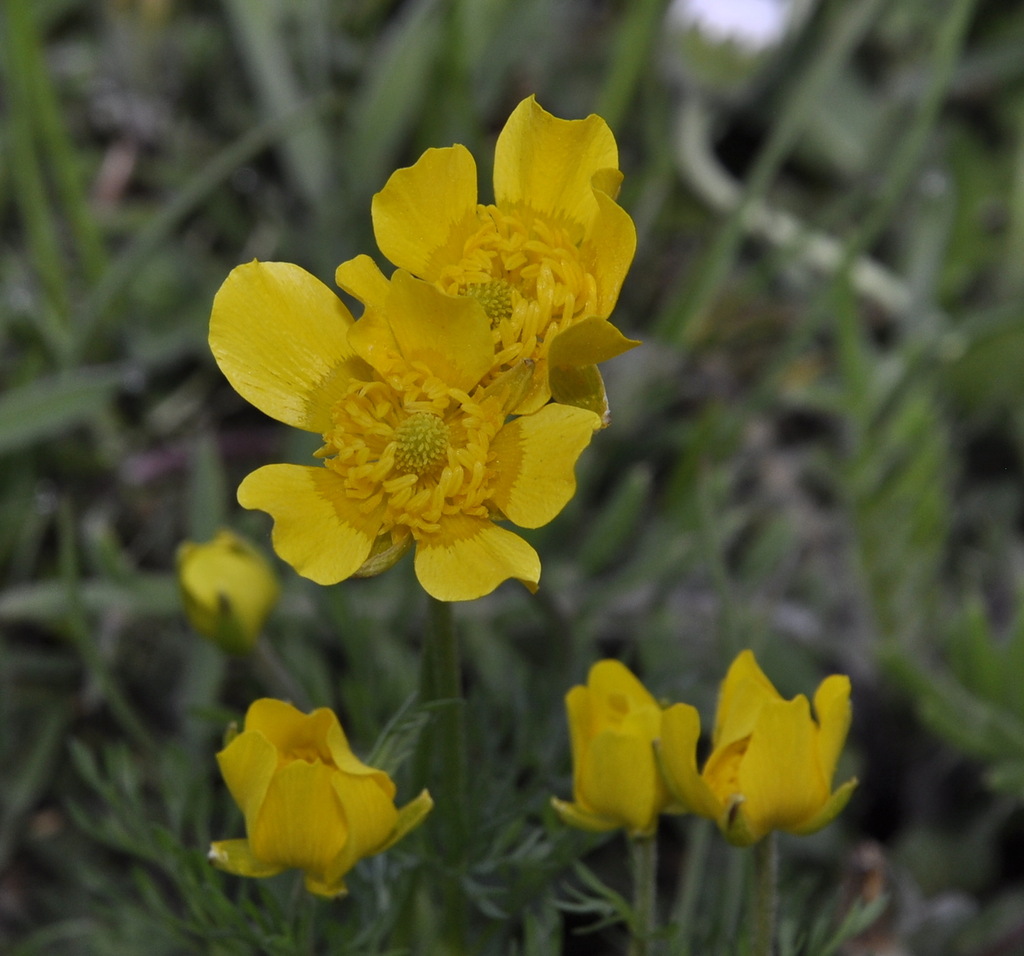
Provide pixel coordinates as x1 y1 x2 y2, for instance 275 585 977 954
208 839 285 879
550 796 621 834
738 696 828 838
377 789 434 853
413 517 540 601
789 777 858 836
488 404 600 528
713 650 782 749
814 675 852 783
586 659 661 736
241 698 317 753
382 271 494 391
249 759 347 879
577 728 662 835
237 464 381 585
325 772 400 884
493 96 619 231
335 253 390 311
565 684 592 804
547 316 640 369
658 704 723 821
324 720 397 797
209 261 367 432
216 728 278 824
371 144 479 280
582 179 638 317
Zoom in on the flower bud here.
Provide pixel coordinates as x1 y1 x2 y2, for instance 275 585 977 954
177 529 279 654
658 650 857 846
551 660 670 837
209 698 433 898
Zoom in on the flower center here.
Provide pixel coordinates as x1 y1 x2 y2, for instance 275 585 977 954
466 279 513 325
435 205 599 374
393 412 449 476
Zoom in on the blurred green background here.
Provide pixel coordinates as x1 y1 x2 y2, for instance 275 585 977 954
5 0 1024 952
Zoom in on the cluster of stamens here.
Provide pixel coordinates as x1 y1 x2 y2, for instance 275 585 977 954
320 371 502 539
437 204 599 375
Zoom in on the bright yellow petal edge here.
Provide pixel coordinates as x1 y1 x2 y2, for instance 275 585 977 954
209 261 368 433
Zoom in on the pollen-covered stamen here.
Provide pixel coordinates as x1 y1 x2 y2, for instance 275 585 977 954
466 279 514 325
393 412 450 476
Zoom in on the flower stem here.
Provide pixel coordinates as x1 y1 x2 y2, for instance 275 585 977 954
425 596 469 949
752 833 778 956
628 833 657 956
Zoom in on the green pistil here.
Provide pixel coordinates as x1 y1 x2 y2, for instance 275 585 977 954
466 279 513 325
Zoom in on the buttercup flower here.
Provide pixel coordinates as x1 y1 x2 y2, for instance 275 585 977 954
658 650 857 846
210 260 601 601
210 698 432 898
176 528 279 655
551 660 671 837
337 95 638 419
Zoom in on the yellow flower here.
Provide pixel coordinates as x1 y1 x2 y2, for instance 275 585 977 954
176 529 279 655
336 95 638 419
209 260 601 601
551 660 671 837
658 650 857 846
210 698 433 898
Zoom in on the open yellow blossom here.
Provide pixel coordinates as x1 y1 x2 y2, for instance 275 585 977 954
209 260 601 601
210 698 432 898
337 95 638 419
176 529 279 655
658 650 857 846
551 660 671 837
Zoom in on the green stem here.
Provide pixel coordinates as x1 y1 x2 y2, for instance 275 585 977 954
670 818 712 956
425 596 469 950
752 833 778 956
628 833 657 956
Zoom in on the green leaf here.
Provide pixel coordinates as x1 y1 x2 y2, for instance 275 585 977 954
0 366 122 455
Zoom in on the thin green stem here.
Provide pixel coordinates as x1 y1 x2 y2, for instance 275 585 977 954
752 833 778 956
425 596 469 951
670 818 712 956
628 833 657 956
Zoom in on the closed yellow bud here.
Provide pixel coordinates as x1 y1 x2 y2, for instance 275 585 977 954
658 650 857 846
551 660 670 837
209 698 433 898
177 529 279 655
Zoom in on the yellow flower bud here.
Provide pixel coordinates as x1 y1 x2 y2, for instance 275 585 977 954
551 660 670 837
176 529 279 655
209 698 433 898
658 650 857 846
